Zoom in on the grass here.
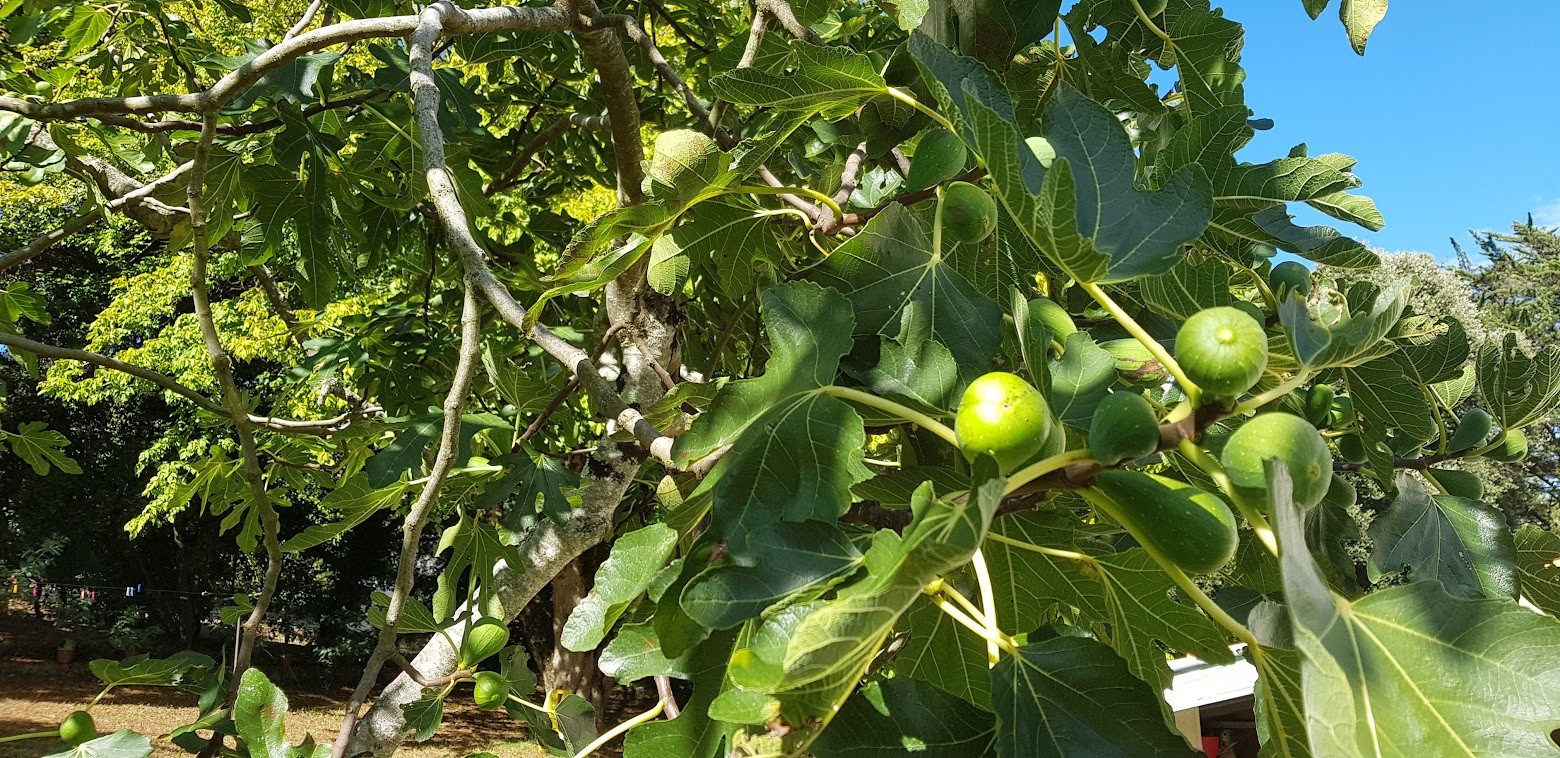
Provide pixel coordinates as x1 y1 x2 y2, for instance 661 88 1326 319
0 610 550 757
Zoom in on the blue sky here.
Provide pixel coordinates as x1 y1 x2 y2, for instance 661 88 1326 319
1219 1 1560 259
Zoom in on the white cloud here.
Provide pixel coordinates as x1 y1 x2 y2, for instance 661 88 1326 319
1532 199 1560 228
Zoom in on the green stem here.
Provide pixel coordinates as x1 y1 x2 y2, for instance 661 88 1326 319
1080 281 1201 406
819 386 958 448
570 699 665 758
984 532 1093 563
925 584 1018 654
86 684 114 709
728 185 843 223
933 185 946 260
507 693 552 715
970 548 1001 666
0 731 57 744
1232 370 1311 415
1177 438 1278 555
1002 449 1095 496
885 86 961 137
1126 0 1174 45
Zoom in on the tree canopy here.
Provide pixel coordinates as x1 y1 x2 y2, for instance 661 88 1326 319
3 0 1560 756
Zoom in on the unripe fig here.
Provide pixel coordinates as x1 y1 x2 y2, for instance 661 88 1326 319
1448 408 1493 452
1029 297 1077 339
1101 339 1169 385
1088 392 1160 465
472 670 508 710
458 619 511 668
941 181 998 243
905 129 968 191
1303 384 1335 427
1427 468 1483 501
1176 307 1269 397
1269 261 1312 301
1089 471 1238 574
59 710 96 746
1483 429 1528 462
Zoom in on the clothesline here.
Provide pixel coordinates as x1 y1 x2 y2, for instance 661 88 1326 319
6 577 216 599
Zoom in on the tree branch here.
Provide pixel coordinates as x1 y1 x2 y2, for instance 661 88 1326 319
331 279 483 758
405 0 675 468
0 5 569 121
483 112 610 196
0 159 195 272
186 114 281 679
286 0 328 41
0 331 226 414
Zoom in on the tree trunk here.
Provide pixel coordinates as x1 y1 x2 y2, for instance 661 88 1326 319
544 556 604 726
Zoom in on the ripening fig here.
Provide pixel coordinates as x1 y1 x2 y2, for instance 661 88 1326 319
1220 412 1332 510
955 372 1052 473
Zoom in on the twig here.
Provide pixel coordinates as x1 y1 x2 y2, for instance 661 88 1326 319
285 0 327 40
484 113 610 196
654 675 681 719
521 377 580 441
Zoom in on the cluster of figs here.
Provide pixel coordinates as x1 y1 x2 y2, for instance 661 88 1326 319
954 268 1337 577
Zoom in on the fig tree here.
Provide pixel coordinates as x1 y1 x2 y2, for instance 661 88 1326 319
955 371 1052 473
1221 412 1332 510
941 181 998 243
1176 307 1269 397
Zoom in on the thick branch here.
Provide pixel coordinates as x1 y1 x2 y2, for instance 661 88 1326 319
571 3 646 204
406 0 674 467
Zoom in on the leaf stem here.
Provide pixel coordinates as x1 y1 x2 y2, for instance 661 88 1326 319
1002 448 1095 496
1126 0 1174 45
932 185 946 260
819 386 958 448
729 185 843 223
1176 439 1278 555
984 532 1092 563
1080 281 1201 406
924 583 1018 654
506 693 553 714
0 731 56 744
885 86 960 136
569 698 665 758
1232 370 1311 415
970 549 1002 666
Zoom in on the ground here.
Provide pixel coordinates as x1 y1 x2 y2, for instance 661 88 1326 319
0 611 549 757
